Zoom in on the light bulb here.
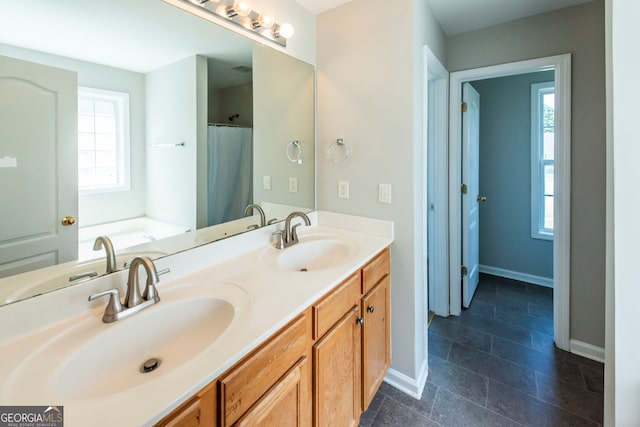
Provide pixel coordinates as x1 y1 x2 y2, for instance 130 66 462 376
233 0 252 17
215 4 227 16
278 23 295 39
257 11 275 29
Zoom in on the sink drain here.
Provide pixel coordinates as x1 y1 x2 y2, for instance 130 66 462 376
299 268 308 272
140 358 161 373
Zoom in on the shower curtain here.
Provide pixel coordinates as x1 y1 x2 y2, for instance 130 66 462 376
207 126 253 226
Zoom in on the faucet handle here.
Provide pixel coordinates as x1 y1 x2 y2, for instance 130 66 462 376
88 289 123 322
290 223 303 243
272 230 285 250
143 268 167 303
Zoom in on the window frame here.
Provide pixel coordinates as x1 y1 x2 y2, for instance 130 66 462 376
77 86 131 195
530 81 555 241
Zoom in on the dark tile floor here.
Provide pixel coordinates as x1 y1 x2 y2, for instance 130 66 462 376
360 274 604 426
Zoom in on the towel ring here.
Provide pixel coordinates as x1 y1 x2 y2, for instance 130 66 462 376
286 140 303 164
328 139 350 164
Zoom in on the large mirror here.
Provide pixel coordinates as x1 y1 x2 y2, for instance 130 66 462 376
0 0 315 306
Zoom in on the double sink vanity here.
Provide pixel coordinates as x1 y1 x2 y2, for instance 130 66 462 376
0 211 393 426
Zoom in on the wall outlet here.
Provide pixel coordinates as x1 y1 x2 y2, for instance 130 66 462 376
289 177 298 193
338 181 350 199
263 175 271 190
378 184 392 204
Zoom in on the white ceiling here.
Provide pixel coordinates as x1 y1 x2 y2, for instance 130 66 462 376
0 0 253 75
294 0 353 14
295 0 596 35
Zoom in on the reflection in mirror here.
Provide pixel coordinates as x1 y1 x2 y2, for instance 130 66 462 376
0 0 314 306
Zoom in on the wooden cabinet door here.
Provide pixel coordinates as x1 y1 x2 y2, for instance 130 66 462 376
361 276 390 411
156 382 216 427
313 305 361 427
236 357 309 427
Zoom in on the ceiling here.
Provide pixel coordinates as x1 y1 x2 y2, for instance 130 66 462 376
296 0 596 35
0 0 253 74
294 0 353 14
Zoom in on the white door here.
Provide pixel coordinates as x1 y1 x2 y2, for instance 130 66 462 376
0 55 78 278
462 82 480 308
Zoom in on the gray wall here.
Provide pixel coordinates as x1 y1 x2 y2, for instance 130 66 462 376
472 72 554 280
317 0 448 383
448 0 606 347
208 82 253 127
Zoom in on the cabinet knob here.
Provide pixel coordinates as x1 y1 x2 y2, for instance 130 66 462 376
367 306 375 313
356 317 364 326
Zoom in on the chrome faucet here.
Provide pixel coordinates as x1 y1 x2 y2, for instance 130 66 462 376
276 211 311 249
93 236 116 273
245 204 266 230
88 256 163 323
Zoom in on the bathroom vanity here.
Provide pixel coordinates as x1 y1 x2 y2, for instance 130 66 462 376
0 212 393 427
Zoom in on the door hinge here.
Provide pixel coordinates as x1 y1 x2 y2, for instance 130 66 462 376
461 102 468 113
461 265 468 276
461 183 468 194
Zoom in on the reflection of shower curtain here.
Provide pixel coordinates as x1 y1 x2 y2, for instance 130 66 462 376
207 126 253 226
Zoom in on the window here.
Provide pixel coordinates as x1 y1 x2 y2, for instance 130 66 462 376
78 87 130 193
531 81 554 240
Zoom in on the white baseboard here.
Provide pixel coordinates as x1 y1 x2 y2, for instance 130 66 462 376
383 360 429 400
570 339 605 363
479 265 553 288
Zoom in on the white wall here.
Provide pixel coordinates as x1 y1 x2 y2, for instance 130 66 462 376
317 0 447 393
0 43 147 227
607 0 640 425
145 55 206 231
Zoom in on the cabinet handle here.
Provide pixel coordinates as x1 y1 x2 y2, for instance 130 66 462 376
356 317 364 326
367 306 375 313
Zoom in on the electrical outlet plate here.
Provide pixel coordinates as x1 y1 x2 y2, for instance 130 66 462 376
263 175 271 190
378 184 392 204
338 181 349 199
289 177 298 193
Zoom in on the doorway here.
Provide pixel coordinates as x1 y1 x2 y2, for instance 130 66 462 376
448 54 572 351
425 48 449 318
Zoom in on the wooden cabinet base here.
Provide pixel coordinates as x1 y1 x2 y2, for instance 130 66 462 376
156 247 390 427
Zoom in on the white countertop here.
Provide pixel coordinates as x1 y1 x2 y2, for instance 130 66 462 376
0 211 393 427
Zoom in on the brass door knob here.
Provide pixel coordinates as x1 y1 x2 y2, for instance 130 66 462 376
61 216 76 226
477 195 487 202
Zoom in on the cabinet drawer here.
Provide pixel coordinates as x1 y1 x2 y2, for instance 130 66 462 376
313 272 360 340
361 248 390 294
219 314 307 426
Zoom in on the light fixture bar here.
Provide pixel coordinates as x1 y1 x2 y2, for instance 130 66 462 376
169 0 292 47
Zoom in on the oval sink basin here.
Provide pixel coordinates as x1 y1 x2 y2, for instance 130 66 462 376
261 234 358 272
278 239 352 271
56 297 233 399
4 282 250 402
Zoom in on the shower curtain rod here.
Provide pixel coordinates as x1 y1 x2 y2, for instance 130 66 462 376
208 122 252 128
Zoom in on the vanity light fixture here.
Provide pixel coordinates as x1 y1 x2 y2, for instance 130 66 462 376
170 0 294 47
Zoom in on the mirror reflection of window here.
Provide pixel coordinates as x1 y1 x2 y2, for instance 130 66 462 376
77 87 130 193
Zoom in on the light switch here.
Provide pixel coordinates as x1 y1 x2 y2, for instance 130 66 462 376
338 181 350 199
263 175 271 190
378 184 392 204
289 177 298 193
